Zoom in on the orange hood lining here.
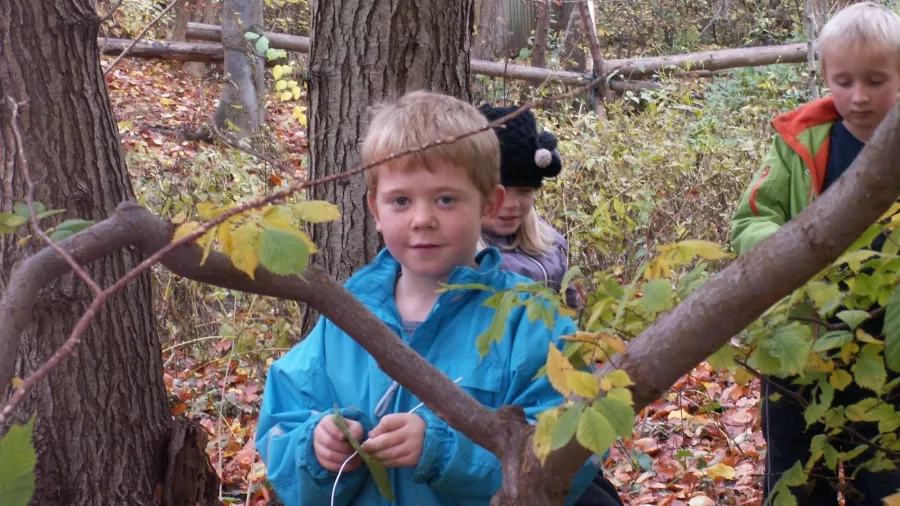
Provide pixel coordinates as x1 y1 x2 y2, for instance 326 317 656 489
771 96 840 195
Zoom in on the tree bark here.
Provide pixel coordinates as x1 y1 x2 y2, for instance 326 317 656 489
302 0 474 329
169 0 220 77
473 0 507 60
213 0 264 139
0 1 218 504
531 0 550 69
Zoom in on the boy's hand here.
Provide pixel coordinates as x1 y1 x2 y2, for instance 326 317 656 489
314 415 364 473
360 413 426 468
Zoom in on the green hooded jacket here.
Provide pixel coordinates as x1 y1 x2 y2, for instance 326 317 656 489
730 96 841 255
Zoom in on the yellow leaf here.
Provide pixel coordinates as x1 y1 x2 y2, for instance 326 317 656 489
704 462 736 480
841 342 861 364
280 91 293 101
292 105 308 126
159 97 175 106
11 376 23 388
218 222 234 256
830 369 853 391
857 329 884 345
173 221 202 243
261 213 318 254
598 333 627 355
198 201 222 220
198 227 216 264
883 491 900 506
547 343 574 396
292 86 302 100
668 409 692 420
230 223 263 279
676 240 732 261
532 409 558 465
807 353 835 373
273 65 284 79
275 79 287 90
566 370 599 398
293 200 341 223
604 370 634 389
171 211 186 225
879 202 900 223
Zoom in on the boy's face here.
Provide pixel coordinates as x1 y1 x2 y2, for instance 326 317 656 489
368 161 504 283
483 186 537 236
823 45 900 142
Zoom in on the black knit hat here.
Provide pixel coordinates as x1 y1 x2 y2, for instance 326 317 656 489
479 104 563 188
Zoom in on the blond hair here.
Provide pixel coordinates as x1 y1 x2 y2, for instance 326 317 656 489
818 2 900 67
480 210 557 257
361 90 500 200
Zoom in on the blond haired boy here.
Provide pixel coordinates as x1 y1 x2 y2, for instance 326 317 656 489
730 3 900 504
256 91 598 505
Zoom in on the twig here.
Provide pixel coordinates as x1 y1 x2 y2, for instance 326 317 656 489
103 0 183 75
98 0 127 25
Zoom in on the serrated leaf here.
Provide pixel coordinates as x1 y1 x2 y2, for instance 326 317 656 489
576 403 617 456
829 369 853 391
476 291 515 356
884 286 900 372
546 343 574 396
812 330 853 353
852 343 886 393
255 36 269 54
606 387 633 405
230 223 262 279
532 409 557 465
707 343 736 370
803 382 834 427
0 414 36 506
593 397 635 437
525 298 556 329
550 403 584 451
638 279 674 313
769 325 812 375
806 281 843 312
293 200 341 223
566 371 599 398
601 369 634 390
258 225 309 276
836 310 871 330
332 411 394 501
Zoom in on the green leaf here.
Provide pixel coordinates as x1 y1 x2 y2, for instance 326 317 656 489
255 36 270 55
638 279 674 313
533 409 558 464
258 225 309 276
244 31 261 41
525 298 557 329
829 369 853 391
50 219 95 241
806 281 843 313
576 403 617 456
707 343 736 370
331 410 394 501
803 381 834 427
559 266 581 299
35 209 65 220
13 202 30 217
475 291 515 356
0 213 27 229
836 310 871 331
852 343 886 393
847 224 883 253
769 325 812 375
884 286 900 372
593 397 635 437
0 414 36 506
551 403 585 451
812 330 853 353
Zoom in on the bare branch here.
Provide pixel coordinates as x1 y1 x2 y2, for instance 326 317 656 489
103 0 184 75
98 0 126 25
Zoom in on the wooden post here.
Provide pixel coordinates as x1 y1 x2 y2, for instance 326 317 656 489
575 0 609 119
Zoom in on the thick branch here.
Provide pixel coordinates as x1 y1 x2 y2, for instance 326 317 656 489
0 203 502 453
543 102 900 481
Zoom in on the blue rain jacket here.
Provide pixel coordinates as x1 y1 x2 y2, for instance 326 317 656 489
256 247 598 505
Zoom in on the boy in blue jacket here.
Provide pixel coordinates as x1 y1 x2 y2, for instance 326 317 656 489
255 90 598 505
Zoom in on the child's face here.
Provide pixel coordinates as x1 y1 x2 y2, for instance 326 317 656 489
823 45 900 142
368 162 503 282
482 186 537 236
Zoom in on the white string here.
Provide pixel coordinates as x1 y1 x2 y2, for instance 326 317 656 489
330 377 464 506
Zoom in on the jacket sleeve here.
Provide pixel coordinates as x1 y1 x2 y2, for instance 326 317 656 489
730 138 794 256
410 306 596 503
255 317 373 506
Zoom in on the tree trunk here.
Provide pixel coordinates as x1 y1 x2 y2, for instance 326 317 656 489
170 0 221 77
0 1 216 504
473 0 506 60
302 0 473 331
531 0 550 69
213 0 264 139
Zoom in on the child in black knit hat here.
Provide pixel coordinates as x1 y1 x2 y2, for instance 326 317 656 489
478 104 580 309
